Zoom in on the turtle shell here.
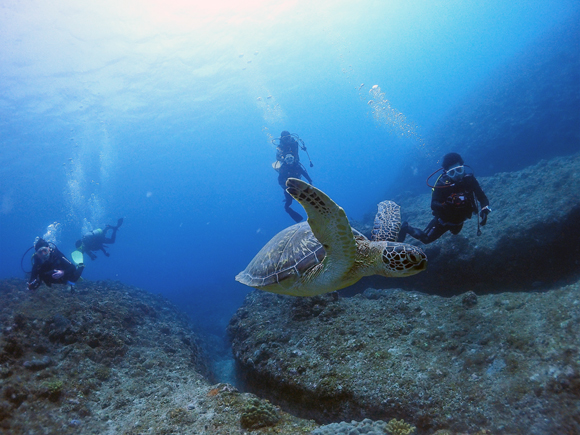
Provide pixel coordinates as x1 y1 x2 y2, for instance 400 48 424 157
235 221 366 290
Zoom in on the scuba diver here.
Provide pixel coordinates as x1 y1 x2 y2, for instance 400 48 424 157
396 152 491 244
272 131 314 223
27 238 84 291
75 218 123 261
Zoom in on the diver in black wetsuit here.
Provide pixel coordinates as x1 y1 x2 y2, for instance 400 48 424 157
397 153 491 244
274 131 313 223
75 218 123 260
27 238 84 290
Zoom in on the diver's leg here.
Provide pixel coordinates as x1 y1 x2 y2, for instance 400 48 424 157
421 219 449 244
450 223 464 235
405 224 429 243
403 218 446 244
67 264 84 293
283 191 303 223
279 170 303 222
103 218 122 241
283 190 293 208
397 222 409 242
399 221 430 243
103 228 117 244
73 264 84 282
278 170 288 189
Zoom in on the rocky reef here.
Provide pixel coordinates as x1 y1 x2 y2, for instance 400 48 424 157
0 279 318 434
228 283 580 434
351 151 580 295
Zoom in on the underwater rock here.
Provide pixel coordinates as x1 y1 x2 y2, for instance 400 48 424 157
291 293 339 321
240 397 281 429
312 417 416 435
229 283 580 434
461 291 478 308
23 355 52 371
0 279 317 434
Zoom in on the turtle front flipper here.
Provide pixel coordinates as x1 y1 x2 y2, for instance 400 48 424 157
286 178 357 273
371 200 402 242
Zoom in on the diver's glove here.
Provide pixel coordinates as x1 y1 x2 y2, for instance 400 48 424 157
479 206 491 226
27 279 40 290
52 270 64 279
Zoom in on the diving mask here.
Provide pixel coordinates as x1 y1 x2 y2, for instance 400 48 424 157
446 165 465 180
36 246 50 262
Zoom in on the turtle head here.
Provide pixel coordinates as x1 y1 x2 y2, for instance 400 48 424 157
378 242 427 277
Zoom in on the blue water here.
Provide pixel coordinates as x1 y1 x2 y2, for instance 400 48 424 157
1 1 579 375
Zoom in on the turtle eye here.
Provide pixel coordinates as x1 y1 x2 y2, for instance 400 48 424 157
408 250 427 266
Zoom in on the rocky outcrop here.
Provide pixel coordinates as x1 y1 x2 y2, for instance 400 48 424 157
229 283 580 435
0 279 318 434
351 151 580 296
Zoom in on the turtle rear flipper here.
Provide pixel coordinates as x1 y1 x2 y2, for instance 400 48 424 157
371 200 402 242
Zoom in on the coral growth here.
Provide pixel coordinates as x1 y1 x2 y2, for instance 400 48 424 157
240 397 281 429
386 418 416 435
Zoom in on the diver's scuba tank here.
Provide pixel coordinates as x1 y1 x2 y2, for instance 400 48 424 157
425 165 486 236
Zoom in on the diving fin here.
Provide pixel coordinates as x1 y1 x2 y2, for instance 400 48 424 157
71 250 84 266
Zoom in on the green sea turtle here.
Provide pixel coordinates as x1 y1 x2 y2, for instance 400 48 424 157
235 178 427 297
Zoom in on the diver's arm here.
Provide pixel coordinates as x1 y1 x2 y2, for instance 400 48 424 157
430 186 447 215
54 249 77 280
471 177 489 208
470 177 491 225
28 261 41 289
29 261 40 282
53 248 74 270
